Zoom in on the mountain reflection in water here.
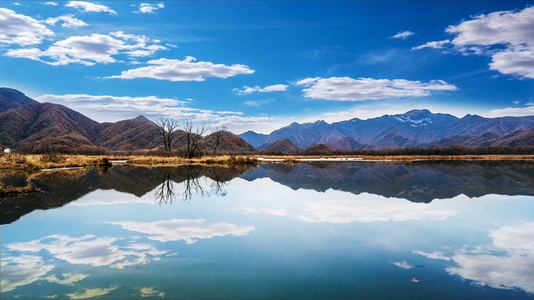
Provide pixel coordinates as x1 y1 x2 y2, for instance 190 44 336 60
0 165 250 224
241 161 534 202
2 161 534 299
1 161 534 225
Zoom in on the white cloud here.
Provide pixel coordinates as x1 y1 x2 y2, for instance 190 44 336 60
6 234 167 269
45 273 89 286
66 287 118 300
65 1 117 15
234 84 289 95
412 39 451 50
44 14 88 28
413 250 451 261
0 8 54 46
489 46 534 78
241 207 290 216
446 222 534 294
391 261 417 269
446 7 534 47
0 254 54 292
488 104 534 117
416 6 534 78
296 77 457 101
137 3 164 14
413 222 534 294
35 93 274 133
108 219 255 244
136 287 166 298
37 94 185 107
108 56 255 81
6 31 166 65
43 2 57 5
391 31 414 40
297 193 457 223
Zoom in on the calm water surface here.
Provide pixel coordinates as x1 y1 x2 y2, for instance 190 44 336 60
1 162 534 299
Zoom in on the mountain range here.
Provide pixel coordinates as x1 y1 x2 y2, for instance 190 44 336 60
1 87 534 153
240 109 534 150
0 88 255 154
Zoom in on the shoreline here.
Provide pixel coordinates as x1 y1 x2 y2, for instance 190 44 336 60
0 154 533 171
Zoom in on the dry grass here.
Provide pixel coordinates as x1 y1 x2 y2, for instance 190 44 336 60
0 154 121 170
0 182 41 198
1 153 532 171
126 155 259 166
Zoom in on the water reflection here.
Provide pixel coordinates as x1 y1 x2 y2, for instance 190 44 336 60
413 221 534 294
2 161 534 299
154 166 230 204
242 161 534 202
0 165 250 224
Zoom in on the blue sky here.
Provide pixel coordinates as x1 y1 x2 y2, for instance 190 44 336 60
0 1 533 133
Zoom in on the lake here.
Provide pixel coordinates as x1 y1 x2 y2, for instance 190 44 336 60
1 162 534 299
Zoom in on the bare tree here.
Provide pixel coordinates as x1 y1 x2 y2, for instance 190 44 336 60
122 143 136 156
210 125 228 156
184 120 208 158
155 117 179 153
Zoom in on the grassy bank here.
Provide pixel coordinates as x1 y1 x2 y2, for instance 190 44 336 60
0 183 41 198
1 153 533 171
126 155 259 166
259 154 534 162
0 154 121 170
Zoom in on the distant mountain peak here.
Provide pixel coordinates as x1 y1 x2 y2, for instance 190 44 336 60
0 87 38 113
404 109 432 117
134 115 149 121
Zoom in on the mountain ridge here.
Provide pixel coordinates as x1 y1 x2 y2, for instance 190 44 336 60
0 88 255 154
240 109 534 149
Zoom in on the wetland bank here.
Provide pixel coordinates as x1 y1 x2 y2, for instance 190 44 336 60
1 159 534 299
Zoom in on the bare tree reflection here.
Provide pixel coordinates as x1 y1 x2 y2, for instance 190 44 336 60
154 166 229 205
210 167 228 197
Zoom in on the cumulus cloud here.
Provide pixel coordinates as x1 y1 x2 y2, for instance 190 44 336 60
6 234 167 269
489 46 534 78
6 31 166 65
412 39 451 50
0 8 54 46
415 6 534 78
108 219 255 244
391 31 414 40
45 273 89 286
44 14 88 28
35 93 257 125
416 222 534 294
297 193 457 223
66 287 118 300
488 104 534 117
109 56 255 81
0 254 54 292
413 250 451 261
136 287 166 298
137 3 164 14
65 1 117 15
296 77 457 101
234 84 289 95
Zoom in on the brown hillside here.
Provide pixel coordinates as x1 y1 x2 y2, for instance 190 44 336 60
201 130 257 155
95 116 161 150
263 138 301 154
